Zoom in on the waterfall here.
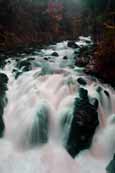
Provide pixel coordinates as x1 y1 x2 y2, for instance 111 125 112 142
0 37 115 173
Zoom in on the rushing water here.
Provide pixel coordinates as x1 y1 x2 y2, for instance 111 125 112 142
0 37 115 173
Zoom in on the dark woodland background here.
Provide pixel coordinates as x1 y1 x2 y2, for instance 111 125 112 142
0 0 115 86
0 0 114 47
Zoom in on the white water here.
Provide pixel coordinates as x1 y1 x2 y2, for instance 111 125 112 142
0 37 115 173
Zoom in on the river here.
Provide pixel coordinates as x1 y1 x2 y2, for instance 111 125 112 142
0 36 115 173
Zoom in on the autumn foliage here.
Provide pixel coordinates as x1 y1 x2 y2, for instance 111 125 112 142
86 35 115 87
0 0 114 52
0 0 90 49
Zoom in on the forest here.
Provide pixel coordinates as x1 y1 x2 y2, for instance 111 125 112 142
0 0 114 46
0 0 115 86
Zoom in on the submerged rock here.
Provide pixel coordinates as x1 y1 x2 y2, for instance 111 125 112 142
0 116 5 137
104 90 110 97
63 56 68 60
14 60 32 79
44 57 49 61
67 41 79 49
28 57 35 61
15 71 23 79
66 88 99 158
77 78 87 86
96 86 103 93
16 60 32 71
51 52 59 57
106 154 115 173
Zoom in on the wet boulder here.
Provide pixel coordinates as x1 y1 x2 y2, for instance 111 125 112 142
0 73 8 137
14 59 32 79
106 154 115 173
51 52 59 57
0 73 9 94
74 44 93 67
12 68 22 79
44 57 48 61
67 41 79 49
66 88 99 158
77 78 87 86
15 71 23 79
16 60 32 72
79 88 88 99
96 86 103 93
104 90 110 97
63 56 68 60
28 57 35 61
0 73 8 84
0 58 6 69
0 115 5 137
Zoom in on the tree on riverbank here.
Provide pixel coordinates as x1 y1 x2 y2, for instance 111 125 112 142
0 0 114 49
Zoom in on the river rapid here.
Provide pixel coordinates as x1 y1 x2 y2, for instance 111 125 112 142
0 36 115 173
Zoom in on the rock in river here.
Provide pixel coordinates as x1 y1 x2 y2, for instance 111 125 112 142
0 73 8 137
67 41 79 49
66 88 99 158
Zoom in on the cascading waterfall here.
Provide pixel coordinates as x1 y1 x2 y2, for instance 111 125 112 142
0 37 115 173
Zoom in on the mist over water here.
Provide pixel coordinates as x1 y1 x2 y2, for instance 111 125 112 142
0 37 115 173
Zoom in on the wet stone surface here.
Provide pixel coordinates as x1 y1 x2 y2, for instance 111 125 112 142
0 73 8 137
66 88 99 158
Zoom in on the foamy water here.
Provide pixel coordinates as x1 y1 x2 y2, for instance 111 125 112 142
0 37 115 173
